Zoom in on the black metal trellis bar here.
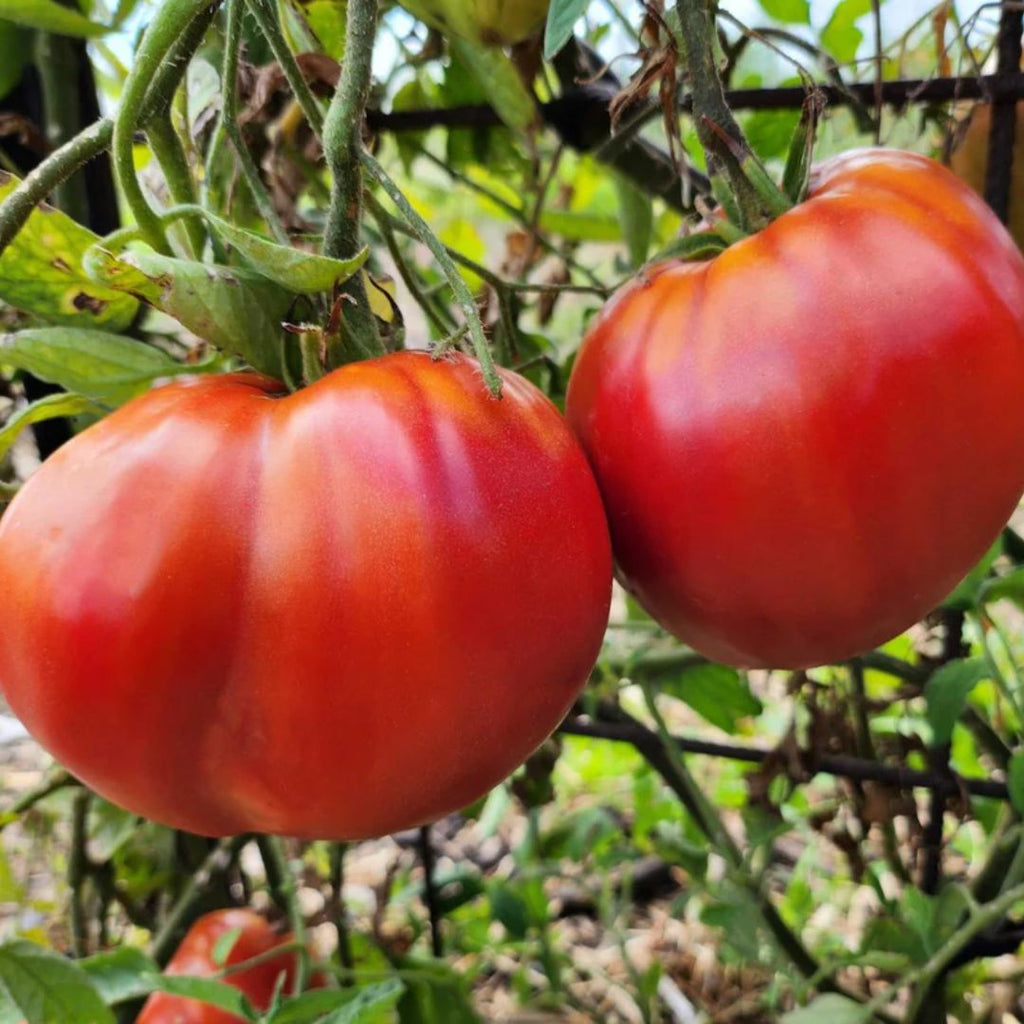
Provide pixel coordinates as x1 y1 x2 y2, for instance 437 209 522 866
558 717 1012 802
366 73 1024 137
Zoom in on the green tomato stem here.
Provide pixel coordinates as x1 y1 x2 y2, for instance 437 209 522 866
322 0 383 363
673 0 789 232
361 149 503 399
112 0 215 254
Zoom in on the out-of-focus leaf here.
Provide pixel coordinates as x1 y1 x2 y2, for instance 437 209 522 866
1 328 190 405
614 175 652 267
979 567 1024 609
943 536 1002 609
821 0 872 64
0 0 107 36
1008 751 1024 816
0 941 114 1023
659 663 762 734
303 0 347 59
924 658 992 747
0 22 29 100
449 38 535 132
544 0 588 59
154 976 251 1017
781 994 868 1023
758 0 811 24
79 948 159 1006
0 392 100 463
395 962 479 1024
0 173 139 330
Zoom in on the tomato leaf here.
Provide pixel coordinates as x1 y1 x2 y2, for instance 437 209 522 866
155 976 254 1017
0 0 108 37
924 657 992 747
0 22 29 101
171 208 370 295
978 567 1024 609
449 38 535 131
303 0 347 59
86 248 295 380
0 392 100 463
659 663 763 734
395 963 479 1024
614 175 653 268
0 940 114 1023
758 0 811 24
78 947 160 1005
544 0 588 59
780 993 869 1023
280 979 404 1023
943 536 1003 610
1 328 192 405
0 173 140 331
821 0 872 64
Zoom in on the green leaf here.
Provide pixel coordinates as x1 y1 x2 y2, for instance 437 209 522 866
614 175 653 268
86 248 294 380
659 663 762 734
943 536 1002 610
303 0 347 59
0 173 140 331
1008 751 1024 816
212 927 243 967
1 328 188 405
180 208 369 295
0 0 107 36
155 976 253 1017
979 567 1024 609
449 38 535 131
489 884 529 940
758 0 811 23
79 948 159 1006
320 978 404 1023
781 994 869 1023
544 0 588 59
0 941 114 1024
395 963 479 1024
0 392 100 463
924 658 992 747
821 0 872 64
0 22 29 101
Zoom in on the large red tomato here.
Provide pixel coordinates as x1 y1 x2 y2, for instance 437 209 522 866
0 352 611 838
137 909 312 1023
566 149 1024 669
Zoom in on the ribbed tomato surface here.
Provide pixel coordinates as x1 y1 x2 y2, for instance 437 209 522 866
567 149 1024 668
0 352 611 838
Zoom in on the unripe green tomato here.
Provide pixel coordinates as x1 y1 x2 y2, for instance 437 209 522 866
399 0 549 46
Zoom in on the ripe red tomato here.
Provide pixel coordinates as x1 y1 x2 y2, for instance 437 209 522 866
566 149 1024 669
0 352 611 838
137 909 310 1023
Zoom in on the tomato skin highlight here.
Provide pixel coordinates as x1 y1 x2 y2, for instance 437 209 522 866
566 149 1024 669
137 909 311 1024
0 351 611 839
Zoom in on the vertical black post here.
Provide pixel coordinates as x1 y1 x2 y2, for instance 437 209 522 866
418 826 444 957
983 3 1024 220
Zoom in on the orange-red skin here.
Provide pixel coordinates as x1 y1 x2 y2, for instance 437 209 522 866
0 352 612 838
137 909 310 1023
566 149 1024 669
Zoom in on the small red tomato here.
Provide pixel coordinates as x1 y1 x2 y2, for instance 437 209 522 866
567 149 1024 669
0 352 611 838
137 909 311 1024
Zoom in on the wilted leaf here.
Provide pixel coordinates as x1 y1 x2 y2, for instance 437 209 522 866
0 173 139 330
86 248 294 380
